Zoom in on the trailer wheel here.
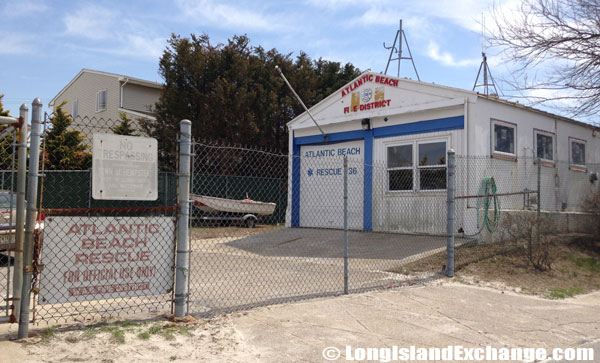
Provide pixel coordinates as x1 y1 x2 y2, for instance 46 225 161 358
246 218 256 228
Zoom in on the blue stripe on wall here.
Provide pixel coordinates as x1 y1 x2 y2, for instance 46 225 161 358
291 115 464 231
373 115 464 139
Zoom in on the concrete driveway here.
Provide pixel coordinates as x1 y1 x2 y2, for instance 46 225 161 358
189 227 460 315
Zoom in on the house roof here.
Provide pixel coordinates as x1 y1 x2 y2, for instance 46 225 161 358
286 70 476 128
49 69 163 107
287 70 598 132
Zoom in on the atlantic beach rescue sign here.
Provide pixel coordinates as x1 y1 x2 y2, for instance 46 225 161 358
38 216 175 304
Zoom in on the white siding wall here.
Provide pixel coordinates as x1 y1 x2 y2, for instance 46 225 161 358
122 83 161 113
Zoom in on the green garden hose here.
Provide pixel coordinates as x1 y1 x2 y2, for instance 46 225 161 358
476 177 501 233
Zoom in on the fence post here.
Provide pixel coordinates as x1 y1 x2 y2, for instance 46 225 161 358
446 149 456 277
11 104 28 323
537 157 541 244
174 119 192 317
343 155 349 294
17 98 42 339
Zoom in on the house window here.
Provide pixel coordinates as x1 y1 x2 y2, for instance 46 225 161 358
387 144 413 191
387 140 447 191
73 99 78 119
96 90 107 112
569 137 586 169
492 119 516 158
418 141 447 190
534 129 554 162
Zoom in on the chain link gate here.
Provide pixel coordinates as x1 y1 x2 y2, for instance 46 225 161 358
185 140 458 316
28 113 179 324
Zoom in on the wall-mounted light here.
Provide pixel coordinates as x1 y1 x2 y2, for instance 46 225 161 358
361 118 371 130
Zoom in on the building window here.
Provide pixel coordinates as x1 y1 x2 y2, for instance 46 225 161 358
534 129 554 162
73 99 78 119
96 90 107 112
387 140 447 192
569 137 586 170
492 119 516 158
418 141 447 190
387 144 413 191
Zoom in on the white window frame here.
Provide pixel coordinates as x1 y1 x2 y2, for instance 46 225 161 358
386 137 448 192
96 89 107 112
491 119 517 159
568 137 586 172
72 99 78 119
533 128 555 165
386 142 414 192
417 140 448 191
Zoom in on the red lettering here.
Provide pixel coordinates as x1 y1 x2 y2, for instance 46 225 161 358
75 254 88 264
139 251 150 262
105 224 117 234
67 224 80 235
89 253 101 264
96 237 108 249
115 252 127 263
135 238 148 248
102 252 114 264
81 238 95 249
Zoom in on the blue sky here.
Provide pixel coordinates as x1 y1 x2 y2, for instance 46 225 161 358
1 0 521 117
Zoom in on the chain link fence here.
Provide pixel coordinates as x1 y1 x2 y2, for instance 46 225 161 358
187 142 600 316
0 125 17 323
29 113 178 324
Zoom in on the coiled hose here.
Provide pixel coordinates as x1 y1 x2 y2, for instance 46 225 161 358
476 177 500 233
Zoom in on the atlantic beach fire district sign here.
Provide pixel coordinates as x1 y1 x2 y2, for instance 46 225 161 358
92 134 158 200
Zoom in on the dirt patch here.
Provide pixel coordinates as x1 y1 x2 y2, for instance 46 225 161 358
9 314 259 363
390 235 600 298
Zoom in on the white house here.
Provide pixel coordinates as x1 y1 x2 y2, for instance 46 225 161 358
286 71 600 235
49 69 163 142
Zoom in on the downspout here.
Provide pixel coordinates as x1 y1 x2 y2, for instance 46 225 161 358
554 118 561 210
119 77 130 108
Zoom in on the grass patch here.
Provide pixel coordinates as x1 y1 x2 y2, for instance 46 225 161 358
549 287 584 299
81 328 98 340
40 327 56 341
389 235 600 298
110 329 125 344
170 356 177 361
137 332 151 340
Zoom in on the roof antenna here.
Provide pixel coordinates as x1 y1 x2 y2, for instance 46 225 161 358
473 15 500 96
275 65 328 141
383 19 420 81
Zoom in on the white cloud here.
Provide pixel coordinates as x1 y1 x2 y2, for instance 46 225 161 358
176 0 284 32
64 5 117 40
427 42 480 67
61 4 165 61
1 0 49 17
0 33 32 55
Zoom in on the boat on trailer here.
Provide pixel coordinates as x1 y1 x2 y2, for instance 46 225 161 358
190 195 276 216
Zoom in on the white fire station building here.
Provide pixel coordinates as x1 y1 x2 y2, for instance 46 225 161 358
285 71 600 234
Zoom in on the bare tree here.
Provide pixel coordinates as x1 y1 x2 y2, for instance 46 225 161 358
491 0 600 117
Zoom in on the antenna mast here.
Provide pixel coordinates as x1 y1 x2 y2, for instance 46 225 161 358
473 15 500 96
383 19 420 81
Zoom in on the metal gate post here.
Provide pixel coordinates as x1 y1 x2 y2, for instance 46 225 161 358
18 98 42 339
11 104 28 323
446 149 456 277
174 119 191 317
343 156 349 294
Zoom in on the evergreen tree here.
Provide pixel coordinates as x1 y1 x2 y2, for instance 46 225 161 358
44 102 91 170
111 112 137 136
146 33 361 168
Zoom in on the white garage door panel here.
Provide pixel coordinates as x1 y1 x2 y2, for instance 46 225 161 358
299 140 364 229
